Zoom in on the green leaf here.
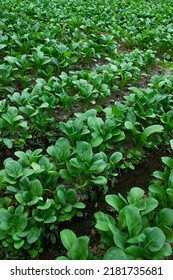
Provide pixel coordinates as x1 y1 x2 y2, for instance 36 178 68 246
105 194 125 212
170 140 173 150
125 205 142 237
60 229 77 251
14 240 24 249
59 169 73 183
0 221 10 231
113 228 128 250
76 141 93 162
57 189 66 205
44 216 57 223
3 138 13 148
91 136 103 147
15 193 27 205
27 227 41 244
37 199 52 210
148 184 167 204
127 187 144 204
30 179 43 197
30 249 39 259
161 157 173 169
141 197 158 215
66 189 77 202
5 161 23 178
142 125 163 138
91 176 107 185
68 236 89 260
95 211 115 232
150 243 172 259
109 152 122 167
125 245 145 260
73 202 85 209
104 247 128 260
167 188 173 204
56 256 69 260
0 44 6 50
125 121 135 130
156 208 173 227
142 227 166 252
127 233 146 244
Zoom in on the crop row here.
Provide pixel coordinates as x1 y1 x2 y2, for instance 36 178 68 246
57 140 173 260
0 72 173 258
1 72 173 151
0 0 173 260
0 140 173 259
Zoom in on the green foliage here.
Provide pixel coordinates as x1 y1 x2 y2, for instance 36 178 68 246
0 149 85 258
0 0 173 260
95 188 172 260
56 229 90 260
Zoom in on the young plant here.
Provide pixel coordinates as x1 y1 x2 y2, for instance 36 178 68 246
95 187 172 260
59 141 108 190
56 229 90 260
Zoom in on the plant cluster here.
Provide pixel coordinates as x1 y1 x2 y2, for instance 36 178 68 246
58 141 173 260
0 0 173 259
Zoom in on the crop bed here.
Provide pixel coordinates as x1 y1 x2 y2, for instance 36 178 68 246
0 0 173 260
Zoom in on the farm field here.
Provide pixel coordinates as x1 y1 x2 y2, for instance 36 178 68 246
0 0 173 260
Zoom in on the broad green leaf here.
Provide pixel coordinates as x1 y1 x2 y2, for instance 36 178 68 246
95 212 115 232
30 249 39 259
156 208 173 227
161 157 173 169
127 233 146 244
170 140 173 150
27 227 41 244
60 229 77 251
44 216 57 223
3 138 13 149
167 188 173 204
153 170 164 180
142 227 165 252
109 152 122 166
30 179 43 197
125 121 135 130
148 242 172 259
105 194 125 212
113 228 128 249
73 202 85 209
68 236 89 260
5 161 23 178
125 245 145 260
127 187 144 204
66 189 77 202
14 240 24 249
142 125 163 138
57 189 66 205
37 199 52 210
0 44 6 50
141 197 158 215
125 205 142 237
76 141 93 162
104 247 127 260
59 169 73 183
10 213 27 232
91 136 103 147
91 176 107 185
